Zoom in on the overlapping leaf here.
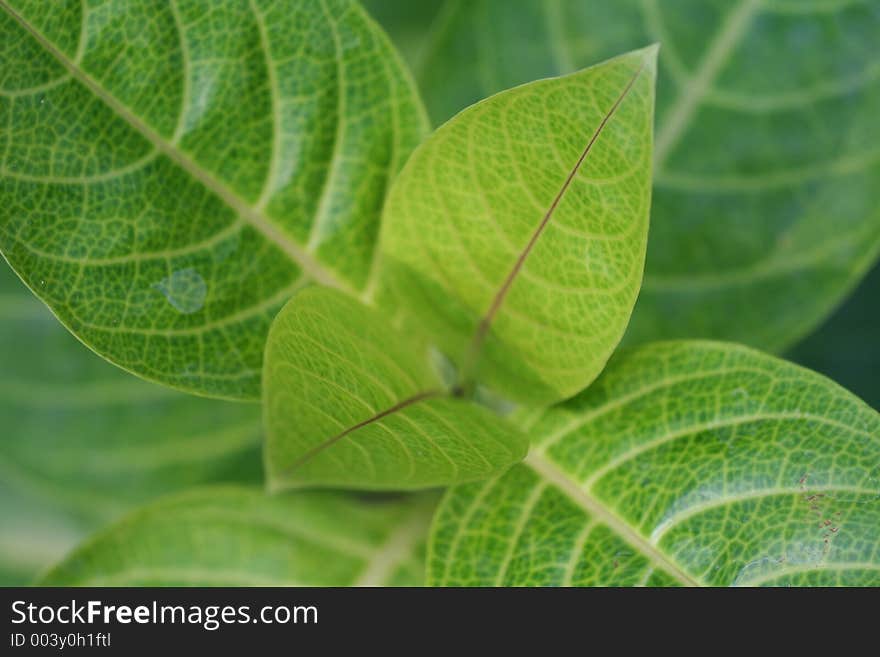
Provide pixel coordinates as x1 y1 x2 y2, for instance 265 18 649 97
0 262 262 584
0 0 427 399
41 487 436 586
361 0 445 68
429 342 880 586
264 286 528 490
379 46 657 405
407 0 880 353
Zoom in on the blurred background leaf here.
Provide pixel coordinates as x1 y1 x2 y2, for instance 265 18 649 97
264 288 528 490
0 261 263 584
40 487 435 586
361 0 446 67
429 341 880 586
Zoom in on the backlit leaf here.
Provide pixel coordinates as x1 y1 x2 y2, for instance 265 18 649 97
429 341 880 586
0 0 427 399
379 46 657 405
0 262 262 584
410 0 880 353
264 286 528 490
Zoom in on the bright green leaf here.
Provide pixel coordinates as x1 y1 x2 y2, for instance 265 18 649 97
428 341 880 586
379 46 657 406
264 286 528 490
0 262 262 584
40 487 436 586
0 0 428 400
411 0 880 353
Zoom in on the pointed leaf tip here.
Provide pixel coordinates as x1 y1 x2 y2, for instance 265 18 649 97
379 47 657 405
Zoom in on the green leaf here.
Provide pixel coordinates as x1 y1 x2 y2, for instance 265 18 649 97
379 46 657 405
428 341 880 586
40 487 436 586
0 261 263 584
411 0 880 353
0 489 81 585
360 0 446 69
264 286 528 490
0 0 428 400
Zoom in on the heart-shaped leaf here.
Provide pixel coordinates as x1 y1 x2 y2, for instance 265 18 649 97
428 342 880 586
407 0 880 353
0 262 262 584
40 487 436 586
264 286 528 490
379 46 657 406
0 0 427 399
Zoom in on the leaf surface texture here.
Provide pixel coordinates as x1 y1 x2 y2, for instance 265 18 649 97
408 0 880 352
429 342 880 586
0 0 427 398
264 287 528 490
380 46 657 405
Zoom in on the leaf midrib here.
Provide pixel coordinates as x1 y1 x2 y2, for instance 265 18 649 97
0 2 353 295
280 389 445 477
461 54 651 380
523 451 700 587
354 503 432 586
280 52 654 481
652 0 760 168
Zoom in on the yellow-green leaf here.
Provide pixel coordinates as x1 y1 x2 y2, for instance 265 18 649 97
264 287 528 490
405 0 880 353
429 341 880 586
379 46 657 406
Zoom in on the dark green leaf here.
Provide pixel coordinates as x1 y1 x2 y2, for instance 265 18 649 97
0 262 261 584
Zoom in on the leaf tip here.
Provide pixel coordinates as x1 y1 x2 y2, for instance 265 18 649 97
638 42 660 75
